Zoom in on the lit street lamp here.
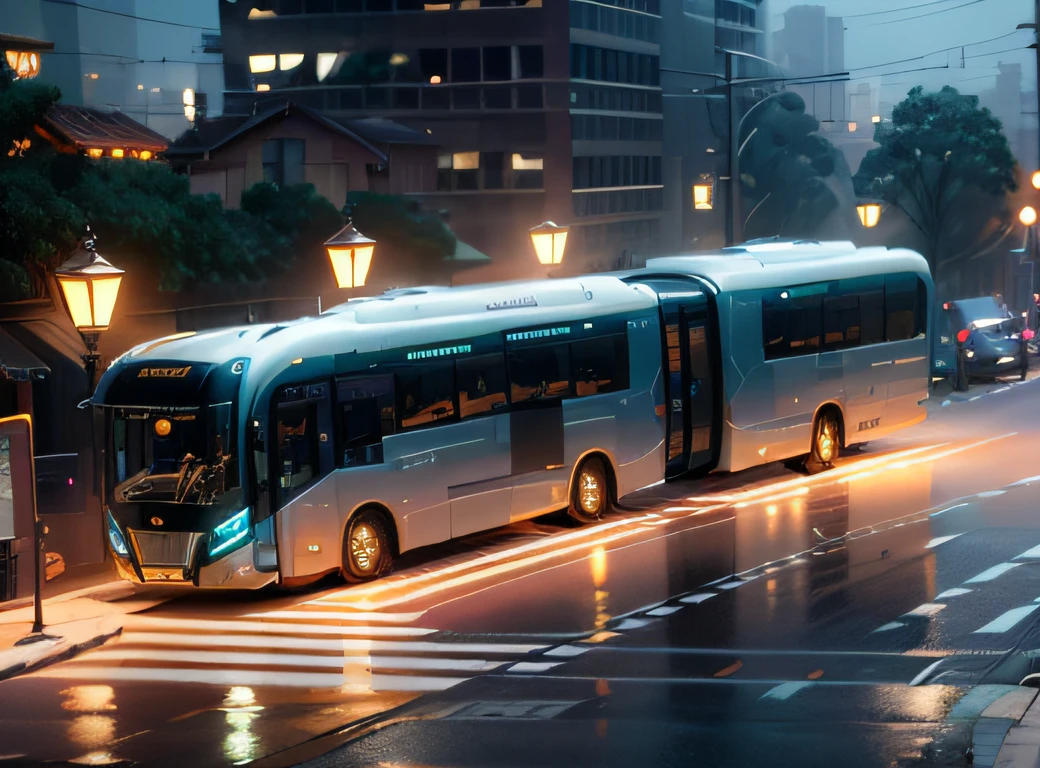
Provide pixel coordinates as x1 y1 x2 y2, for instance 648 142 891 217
1021 205 1038 227
1032 171 1040 191
54 228 124 387
529 221 569 267
857 202 882 228
325 205 376 290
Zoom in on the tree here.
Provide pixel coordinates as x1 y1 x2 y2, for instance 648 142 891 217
739 90 860 241
854 86 1017 279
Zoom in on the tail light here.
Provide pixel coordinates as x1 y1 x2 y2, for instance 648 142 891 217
1024 329 1036 341
956 329 970 344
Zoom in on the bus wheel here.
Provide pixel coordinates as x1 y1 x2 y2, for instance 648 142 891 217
341 509 393 583
569 456 611 523
806 410 841 475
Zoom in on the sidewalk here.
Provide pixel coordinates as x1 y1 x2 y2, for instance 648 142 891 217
928 366 1040 409
0 579 163 682
975 686 1040 767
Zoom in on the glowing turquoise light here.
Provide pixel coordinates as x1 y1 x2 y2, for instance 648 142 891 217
209 507 251 557
107 511 128 556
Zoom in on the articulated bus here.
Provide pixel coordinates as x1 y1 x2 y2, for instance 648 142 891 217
94 240 932 589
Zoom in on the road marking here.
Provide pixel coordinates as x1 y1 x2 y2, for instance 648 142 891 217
508 662 563 673
926 534 963 549
124 616 436 637
78 648 507 673
935 588 973 599
873 622 906 633
969 396 982 402
974 606 1040 634
33 666 468 691
965 563 1021 584
931 503 969 517
1008 475 1040 488
613 618 651 631
120 632 547 656
905 603 946 618
647 606 683 617
679 593 716 604
246 610 427 623
544 645 589 658
1016 544 1040 559
759 682 811 701
977 490 1006 498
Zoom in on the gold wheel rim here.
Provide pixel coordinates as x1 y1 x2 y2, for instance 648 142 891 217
817 419 837 463
350 523 380 572
579 468 603 515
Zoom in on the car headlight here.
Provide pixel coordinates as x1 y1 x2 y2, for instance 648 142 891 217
209 507 251 557
107 511 129 557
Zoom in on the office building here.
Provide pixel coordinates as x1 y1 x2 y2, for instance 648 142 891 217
219 0 765 274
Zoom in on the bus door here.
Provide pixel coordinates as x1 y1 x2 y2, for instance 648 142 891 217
639 281 721 479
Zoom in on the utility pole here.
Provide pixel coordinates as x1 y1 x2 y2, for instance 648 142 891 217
727 51 743 246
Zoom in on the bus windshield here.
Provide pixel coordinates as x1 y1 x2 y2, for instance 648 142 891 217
108 403 237 506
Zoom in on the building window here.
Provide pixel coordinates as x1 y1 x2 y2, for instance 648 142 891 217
885 274 927 341
450 48 480 82
337 376 395 467
262 139 305 187
572 155 662 189
512 153 543 189
276 401 319 502
762 288 824 361
438 151 480 190
483 151 505 189
570 44 660 87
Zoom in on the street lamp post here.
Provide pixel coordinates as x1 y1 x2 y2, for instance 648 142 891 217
54 229 124 389
325 204 377 292
529 221 569 269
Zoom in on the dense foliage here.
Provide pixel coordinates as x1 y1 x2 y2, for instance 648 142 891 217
0 77 454 300
854 86 1018 278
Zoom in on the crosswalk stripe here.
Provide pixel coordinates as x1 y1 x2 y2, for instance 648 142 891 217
33 666 468 691
244 610 426 623
965 563 1021 584
124 616 435 637
118 632 547 656
76 648 508 673
925 534 963 549
935 588 972 599
759 682 811 701
1015 544 1040 559
974 606 1040 634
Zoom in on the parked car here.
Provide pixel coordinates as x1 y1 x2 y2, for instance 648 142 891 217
935 296 1033 382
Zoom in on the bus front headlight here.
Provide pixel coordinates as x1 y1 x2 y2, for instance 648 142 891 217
107 511 129 557
209 508 251 557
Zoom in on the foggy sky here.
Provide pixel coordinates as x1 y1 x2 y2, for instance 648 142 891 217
764 0 1036 103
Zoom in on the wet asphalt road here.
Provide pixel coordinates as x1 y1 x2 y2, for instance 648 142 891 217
3 379 1040 767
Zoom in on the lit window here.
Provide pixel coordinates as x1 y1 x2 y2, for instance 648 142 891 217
279 53 304 71
86 73 99 80
248 7 277 18
151 87 161 93
249 54 277 74
111 149 124 159
429 75 442 84
87 148 103 159
693 183 713 210
139 150 153 161
182 88 194 106
316 52 338 82
452 152 479 170
848 121 857 132
512 154 543 170
136 84 144 90
256 84 271 92
389 53 409 67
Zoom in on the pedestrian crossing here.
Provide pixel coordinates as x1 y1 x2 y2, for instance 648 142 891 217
31 601 551 692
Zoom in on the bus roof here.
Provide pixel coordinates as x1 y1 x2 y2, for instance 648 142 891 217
642 241 930 294
110 274 656 370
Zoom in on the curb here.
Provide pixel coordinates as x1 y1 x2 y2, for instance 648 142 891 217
0 624 122 683
972 688 1040 767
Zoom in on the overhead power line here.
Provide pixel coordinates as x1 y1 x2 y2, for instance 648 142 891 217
40 0 220 31
844 0 967 19
861 0 989 28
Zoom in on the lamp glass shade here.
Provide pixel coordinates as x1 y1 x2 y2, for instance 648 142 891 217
857 203 881 228
1020 206 1038 227
693 183 713 210
529 221 569 266
325 224 377 289
1033 171 1040 191
55 245 125 331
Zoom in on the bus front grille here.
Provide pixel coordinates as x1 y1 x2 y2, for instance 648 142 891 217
129 530 202 568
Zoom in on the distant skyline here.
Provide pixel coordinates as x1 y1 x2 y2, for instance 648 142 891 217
764 0 1035 104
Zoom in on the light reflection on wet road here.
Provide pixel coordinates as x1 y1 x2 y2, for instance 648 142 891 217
2 383 1040 766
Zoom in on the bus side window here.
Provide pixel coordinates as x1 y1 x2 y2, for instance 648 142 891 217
276 401 319 502
885 274 919 341
508 343 571 401
396 362 457 429
337 375 395 466
571 335 629 396
456 354 508 419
